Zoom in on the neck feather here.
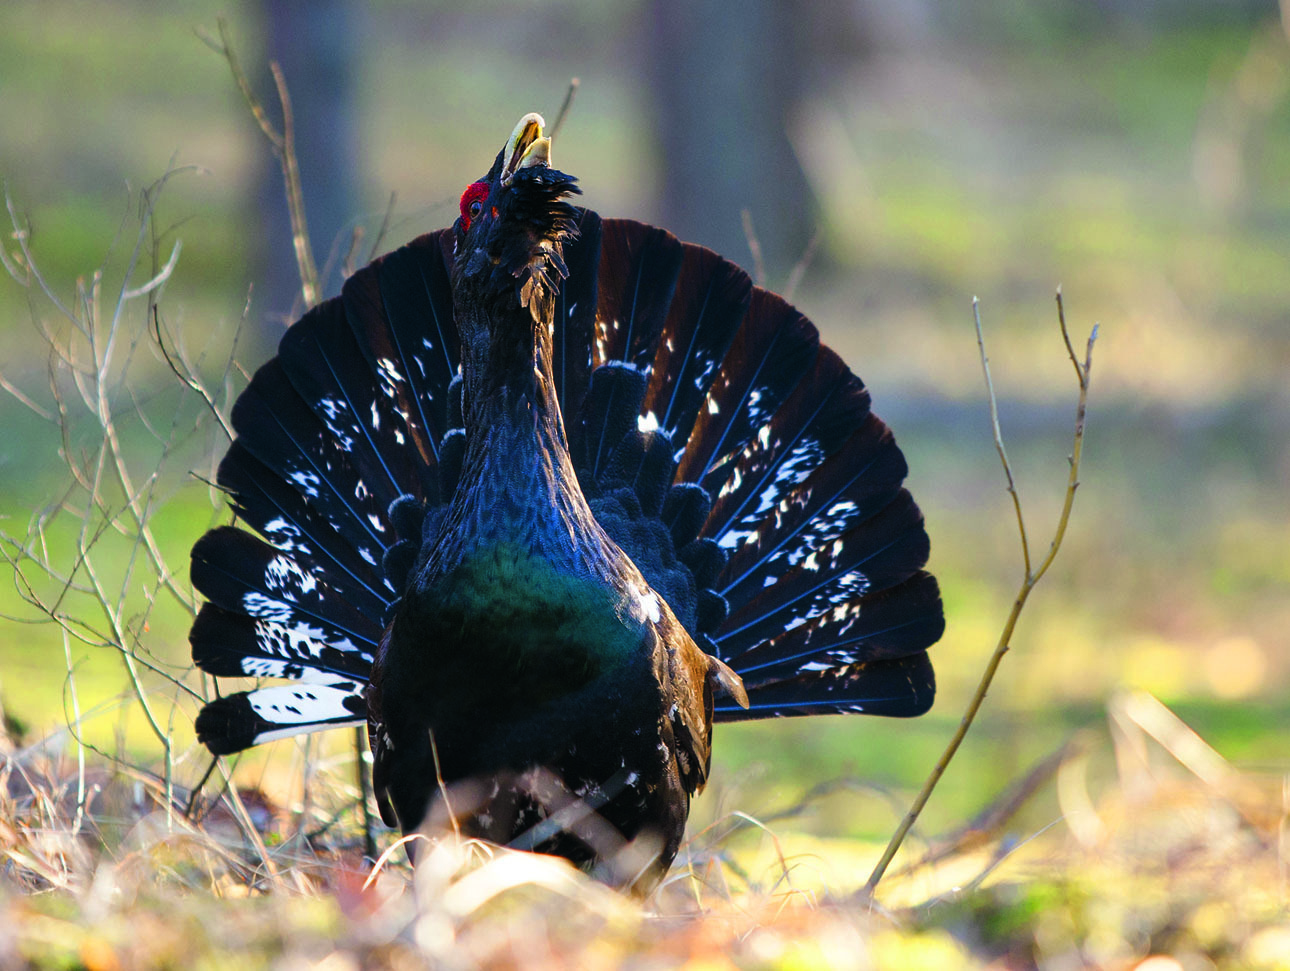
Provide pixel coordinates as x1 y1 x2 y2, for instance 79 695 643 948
412 296 606 583
456 298 565 447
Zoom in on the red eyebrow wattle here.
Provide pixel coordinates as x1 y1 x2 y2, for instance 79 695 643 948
459 182 490 229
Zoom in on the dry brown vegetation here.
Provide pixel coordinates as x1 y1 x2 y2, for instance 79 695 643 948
1 695 1286 969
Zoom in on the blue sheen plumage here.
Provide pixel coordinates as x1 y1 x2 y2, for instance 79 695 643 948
190 113 942 888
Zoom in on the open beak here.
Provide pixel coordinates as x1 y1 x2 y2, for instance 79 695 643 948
500 112 551 186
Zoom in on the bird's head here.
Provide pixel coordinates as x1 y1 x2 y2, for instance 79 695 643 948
452 112 581 324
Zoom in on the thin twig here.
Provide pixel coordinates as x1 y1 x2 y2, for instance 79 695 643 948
151 305 234 442
974 298 1030 578
0 370 56 421
367 191 398 264
782 228 821 306
548 78 581 141
862 292 1098 897
430 729 460 839
740 209 767 288
340 226 365 280
211 17 319 308
355 724 376 858
271 60 320 308
892 738 1076 879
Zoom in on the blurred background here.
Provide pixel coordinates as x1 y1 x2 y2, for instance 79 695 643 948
0 0 1286 852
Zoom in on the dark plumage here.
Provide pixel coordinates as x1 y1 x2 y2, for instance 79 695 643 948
191 112 943 891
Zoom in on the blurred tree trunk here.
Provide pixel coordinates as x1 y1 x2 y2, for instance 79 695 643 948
648 0 814 277
254 0 364 336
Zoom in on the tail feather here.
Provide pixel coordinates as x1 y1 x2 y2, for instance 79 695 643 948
726 572 943 681
716 413 908 602
594 220 684 370
191 526 383 652
351 229 459 467
229 360 392 567
716 489 930 659
643 244 752 453
552 210 603 426
678 288 820 489
190 603 373 681
278 298 429 509
579 224 940 718
714 652 935 720
702 346 878 545
191 230 460 754
217 441 393 613
195 683 366 756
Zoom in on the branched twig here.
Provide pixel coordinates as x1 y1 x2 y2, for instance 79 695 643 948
205 17 320 309
862 290 1098 897
151 305 236 442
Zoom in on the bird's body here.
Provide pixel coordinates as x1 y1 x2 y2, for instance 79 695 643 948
191 113 943 890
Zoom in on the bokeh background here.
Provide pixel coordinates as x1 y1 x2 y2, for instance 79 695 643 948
0 0 1286 895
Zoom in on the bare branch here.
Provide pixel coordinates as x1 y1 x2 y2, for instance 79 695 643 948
270 60 321 308
781 229 821 306
549 78 581 141
367 191 398 264
974 297 1030 577
862 293 1099 897
122 240 181 301
211 16 319 307
740 209 767 288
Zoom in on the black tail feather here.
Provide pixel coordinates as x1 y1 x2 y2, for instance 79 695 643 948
716 489 931 658
191 526 382 657
716 414 909 605
228 360 392 566
191 602 374 681
358 230 459 464
582 226 939 719
195 684 366 755
643 244 752 453
278 303 436 524
191 229 462 753
594 220 684 370
702 345 877 545
552 209 603 426
715 652 936 720
217 441 393 614
678 288 819 489
727 572 944 681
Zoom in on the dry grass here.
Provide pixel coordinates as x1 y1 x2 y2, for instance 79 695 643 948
0 695 1287 969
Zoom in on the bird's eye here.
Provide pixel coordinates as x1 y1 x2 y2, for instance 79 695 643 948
459 181 490 230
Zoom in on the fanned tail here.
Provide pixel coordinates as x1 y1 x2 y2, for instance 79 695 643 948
191 232 461 754
191 210 943 757
569 218 943 720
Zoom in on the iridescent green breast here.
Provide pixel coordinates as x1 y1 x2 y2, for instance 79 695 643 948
401 542 649 713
